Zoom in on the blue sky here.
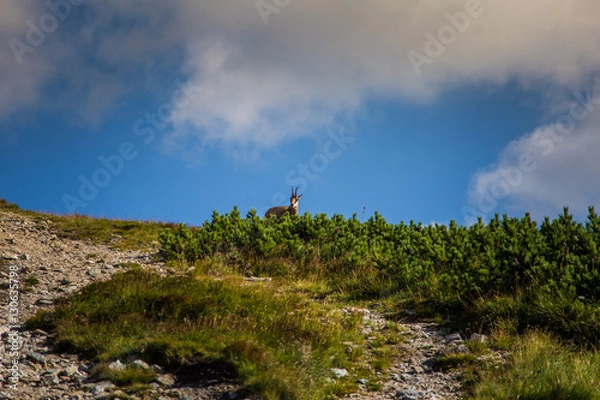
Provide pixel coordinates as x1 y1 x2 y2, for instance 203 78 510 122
1 0 599 226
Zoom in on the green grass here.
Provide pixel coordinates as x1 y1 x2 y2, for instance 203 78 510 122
1 197 174 250
26 269 380 399
470 332 600 400
0 198 21 211
45 214 173 250
433 353 477 372
22 275 40 293
472 290 600 349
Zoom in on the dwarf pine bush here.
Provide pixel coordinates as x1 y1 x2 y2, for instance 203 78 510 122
160 206 600 346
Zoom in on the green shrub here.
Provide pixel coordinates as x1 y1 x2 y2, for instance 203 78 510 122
159 207 600 346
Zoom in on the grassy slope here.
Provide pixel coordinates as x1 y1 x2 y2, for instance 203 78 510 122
471 332 600 400
0 198 173 250
2 199 391 398
27 269 376 399
4 198 600 399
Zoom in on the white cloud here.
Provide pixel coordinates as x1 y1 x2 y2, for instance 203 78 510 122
164 0 600 153
0 0 181 134
466 77 600 221
2 0 600 155
0 2 54 126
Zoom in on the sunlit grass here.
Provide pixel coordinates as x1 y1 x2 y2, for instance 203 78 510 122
470 332 600 400
26 269 381 399
1 197 173 250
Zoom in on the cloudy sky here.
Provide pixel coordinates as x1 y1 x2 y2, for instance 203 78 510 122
1 0 599 225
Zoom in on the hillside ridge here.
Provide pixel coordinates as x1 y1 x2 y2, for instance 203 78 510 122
0 207 468 399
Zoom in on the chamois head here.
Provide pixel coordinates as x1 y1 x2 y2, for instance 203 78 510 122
265 187 303 218
289 186 302 213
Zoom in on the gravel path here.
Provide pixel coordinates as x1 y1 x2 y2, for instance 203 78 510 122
341 309 464 400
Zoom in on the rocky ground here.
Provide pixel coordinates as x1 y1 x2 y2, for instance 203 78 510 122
0 209 494 399
341 312 466 400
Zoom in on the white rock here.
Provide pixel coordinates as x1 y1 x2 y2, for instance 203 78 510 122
108 360 126 371
78 363 90 373
132 359 151 369
89 380 115 394
445 333 462 343
331 368 349 379
469 333 488 344
27 351 47 365
154 373 175 386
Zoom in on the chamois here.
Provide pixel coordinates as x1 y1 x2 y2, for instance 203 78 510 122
265 187 302 218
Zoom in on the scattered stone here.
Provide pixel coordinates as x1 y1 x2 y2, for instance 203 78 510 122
154 373 176 386
47 373 60 385
88 380 115 395
60 365 80 377
78 363 90 373
244 276 272 282
397 389 420 400
36 298 54 306
18 364 41 383
331 368 349 379
86 268 101 277
410 365 424 374
27 351 47 365
0 390 15 399
0 325 10 337
108 360 126 371
151 364 164 373
60 276 76 285
469 333 488 344
445 333 463 343
132 359 151 369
